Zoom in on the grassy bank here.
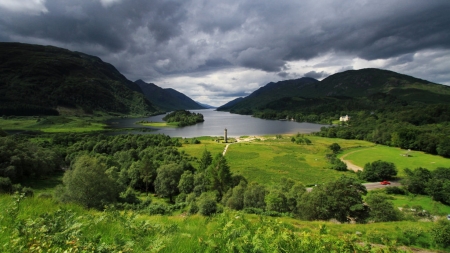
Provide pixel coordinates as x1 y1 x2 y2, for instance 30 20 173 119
0 193 442 252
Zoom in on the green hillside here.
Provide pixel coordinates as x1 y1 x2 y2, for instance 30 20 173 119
135 79 205 111
0 42 159 116
217 77 318 113
219 69 450 115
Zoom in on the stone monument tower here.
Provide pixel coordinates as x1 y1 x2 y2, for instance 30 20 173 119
224 128 228 143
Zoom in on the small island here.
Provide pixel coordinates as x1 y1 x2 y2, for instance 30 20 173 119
137 110 204 127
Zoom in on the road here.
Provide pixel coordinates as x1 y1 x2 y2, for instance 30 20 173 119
306 181 401 192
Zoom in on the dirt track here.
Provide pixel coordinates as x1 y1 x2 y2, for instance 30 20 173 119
339 148 377 172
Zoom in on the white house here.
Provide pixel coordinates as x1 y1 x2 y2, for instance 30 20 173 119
339 115 350 122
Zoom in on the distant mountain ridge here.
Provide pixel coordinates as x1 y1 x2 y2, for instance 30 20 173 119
218 69 450 114
196 102 216 109
0 42 158 116
135 80 205 111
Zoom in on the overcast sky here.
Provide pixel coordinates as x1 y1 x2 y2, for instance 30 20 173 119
1 0 449 106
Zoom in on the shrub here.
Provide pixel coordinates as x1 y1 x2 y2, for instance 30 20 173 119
385 186 406 195
431 219 450 248
148 204 170 215
198 192 218 216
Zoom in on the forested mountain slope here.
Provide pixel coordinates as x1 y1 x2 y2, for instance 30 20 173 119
218 69 450 115
0 42 158 116
217 77 318 112
135 80 205 111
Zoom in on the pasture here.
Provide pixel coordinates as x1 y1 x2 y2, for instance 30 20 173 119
339 145 450 177
180 135 374 185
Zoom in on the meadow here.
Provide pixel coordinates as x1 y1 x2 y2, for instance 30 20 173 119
339 145 450 177
181 135 375 186
0 116 109 133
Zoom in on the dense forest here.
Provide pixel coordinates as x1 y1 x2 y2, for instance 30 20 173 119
162 110 205 127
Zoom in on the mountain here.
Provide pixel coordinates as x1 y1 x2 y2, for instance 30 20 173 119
218 69 450 115
196 102 216 109
135 80 205 111
218 97 245 110
0 42 158 116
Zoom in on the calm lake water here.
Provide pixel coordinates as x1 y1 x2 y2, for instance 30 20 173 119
107 109 327 138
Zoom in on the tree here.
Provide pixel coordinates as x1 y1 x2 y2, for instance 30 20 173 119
198 192 218 216
365 192 402 222
199 149 212 172
207 153 232 198
359 160 397 182
178 170 194 194
298 176 369 223
154 164 184 202
244 182 267 209
329 143 341 154
225 181 247 210
57 155 120 209
265 189 288 213
402 167 432 194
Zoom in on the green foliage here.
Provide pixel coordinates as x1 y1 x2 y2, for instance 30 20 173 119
426 173 450 205
329 143 341 154
365 192 402 222
402 167 432 194
431 219 450 248
224 180 247 210
57 155 121 209
0 136 59 182
154 163 184 202
198 192 218 216
0 42 158 116
178 170 194 194
198 149 212 172
207 153 233 199
359 160 397 182
265 189 289 213
244 182 267 209
162 110 204 127
298 176 369 223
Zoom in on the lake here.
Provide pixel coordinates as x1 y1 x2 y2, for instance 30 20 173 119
107 109 327 138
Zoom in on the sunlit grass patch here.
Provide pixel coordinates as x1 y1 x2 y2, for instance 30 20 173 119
338 145 450 177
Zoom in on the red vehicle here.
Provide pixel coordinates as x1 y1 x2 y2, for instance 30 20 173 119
380 180 391 185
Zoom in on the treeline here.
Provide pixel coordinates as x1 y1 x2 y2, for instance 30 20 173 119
402 167 450 205
316 104 450 157
162 110 204 127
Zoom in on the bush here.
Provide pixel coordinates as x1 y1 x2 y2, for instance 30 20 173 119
431 219 450 248
359 160 397 182
198 192 218 216
148 204 170 215
385 186 406 195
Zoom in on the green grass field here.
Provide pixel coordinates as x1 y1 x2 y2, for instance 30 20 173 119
180 135 375 185
0 116 109 133
339 145 450 177
136 121 178 127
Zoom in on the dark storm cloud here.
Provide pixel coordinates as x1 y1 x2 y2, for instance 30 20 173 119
304 71 329 79
0 0 187 53
0 0 449 85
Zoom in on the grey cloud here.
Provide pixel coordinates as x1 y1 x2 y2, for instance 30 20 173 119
0 0 449 86
197 83 250 97
303 71 329 79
